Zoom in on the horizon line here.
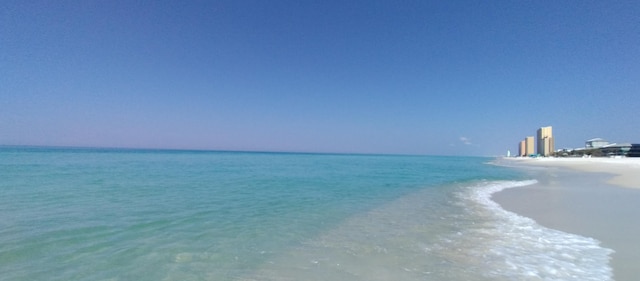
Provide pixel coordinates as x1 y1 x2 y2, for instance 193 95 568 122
0 144 490 158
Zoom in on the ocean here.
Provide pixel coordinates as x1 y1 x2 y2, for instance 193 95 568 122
0 147 613 280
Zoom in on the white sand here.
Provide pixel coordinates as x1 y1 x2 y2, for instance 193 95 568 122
493 157 640 281
505 157 640 189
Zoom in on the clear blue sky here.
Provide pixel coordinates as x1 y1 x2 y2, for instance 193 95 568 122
2 1 638 155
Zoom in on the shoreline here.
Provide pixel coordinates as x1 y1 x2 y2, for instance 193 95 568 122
501 157 640 189
493 157 640 280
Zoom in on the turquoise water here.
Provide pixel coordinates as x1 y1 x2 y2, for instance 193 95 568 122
0 148 612 280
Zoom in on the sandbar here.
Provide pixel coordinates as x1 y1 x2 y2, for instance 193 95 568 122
493 157 640 281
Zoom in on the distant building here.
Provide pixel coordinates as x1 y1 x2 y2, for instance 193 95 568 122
537 126 554 156
566 142 639 157
628 144 640 157
600 143 632 157
585 138 609 148
518 140 526 156
525 136 535 156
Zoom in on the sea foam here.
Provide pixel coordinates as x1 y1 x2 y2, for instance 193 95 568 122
457 180 614 281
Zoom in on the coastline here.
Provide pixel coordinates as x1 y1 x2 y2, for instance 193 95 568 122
501 157 640 189
492 157 640 280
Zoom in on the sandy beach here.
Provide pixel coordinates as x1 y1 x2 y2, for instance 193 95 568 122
493 157 640 281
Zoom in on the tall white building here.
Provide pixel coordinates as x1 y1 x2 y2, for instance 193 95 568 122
525 136 535 156
537 126 554 156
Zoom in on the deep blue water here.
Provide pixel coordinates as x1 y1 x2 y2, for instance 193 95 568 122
0 147 612 280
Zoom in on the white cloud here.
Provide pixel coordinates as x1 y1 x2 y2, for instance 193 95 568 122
460 137 472 145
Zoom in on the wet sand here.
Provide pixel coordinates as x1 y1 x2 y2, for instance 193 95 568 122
493 158 640 281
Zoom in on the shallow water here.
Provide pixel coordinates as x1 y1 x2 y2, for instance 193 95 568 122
0 148 613 280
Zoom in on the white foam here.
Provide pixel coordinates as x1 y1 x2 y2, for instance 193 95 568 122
458 180 614 281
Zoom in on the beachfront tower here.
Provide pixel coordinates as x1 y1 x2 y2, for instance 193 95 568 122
525 136 535 156
519 140 526 156
537 126 554 156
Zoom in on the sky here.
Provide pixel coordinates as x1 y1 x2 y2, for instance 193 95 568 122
1 1 639 156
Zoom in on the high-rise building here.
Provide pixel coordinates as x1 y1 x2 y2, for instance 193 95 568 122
537 126 554 156
525 136 535 156
519 140 526 156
